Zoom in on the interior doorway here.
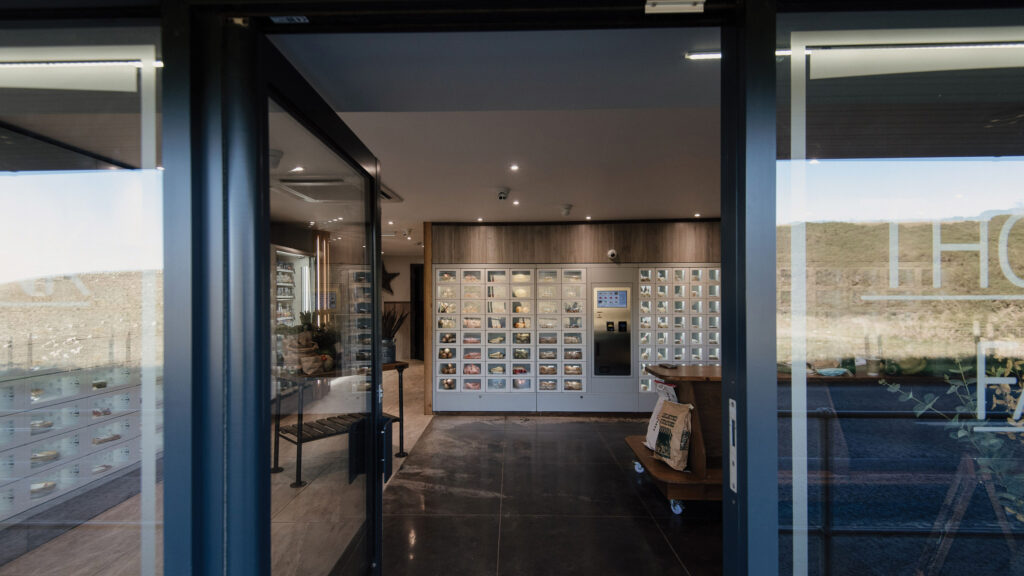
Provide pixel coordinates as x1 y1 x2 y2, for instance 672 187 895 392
267 25 726 575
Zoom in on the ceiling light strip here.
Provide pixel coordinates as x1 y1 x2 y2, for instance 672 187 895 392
685 42 1024 61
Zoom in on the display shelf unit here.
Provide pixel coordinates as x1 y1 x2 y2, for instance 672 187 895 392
637 265 721 395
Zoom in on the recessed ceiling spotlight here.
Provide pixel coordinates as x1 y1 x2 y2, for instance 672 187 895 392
308 221 315 226
585 216 592 220
809 158 820 164
477 217 483 222
509 163 519 172
512 200 520 206
388 220 394 225
290 166 304 173
694 213 701 218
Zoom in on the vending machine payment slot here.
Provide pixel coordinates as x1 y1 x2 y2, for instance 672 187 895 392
593 287 632 375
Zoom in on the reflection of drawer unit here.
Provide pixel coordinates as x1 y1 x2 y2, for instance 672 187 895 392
87 413 137 450
24 401 84 443
89 436 140 479
24 460 83 509
90 387 139 422
0 417 16 450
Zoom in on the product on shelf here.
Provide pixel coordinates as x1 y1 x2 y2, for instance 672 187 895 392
488 334 506 344
539 349 557 360
463 334 482 344
539 335 558 344
564 379 584 391
513 348 530 359
564 365 583 375
31 450 59 465
464 350 482 359
92 408 112 418
30 481 57 496
563 334 581 344
463 364 481 375
488 350 505 359
463 380 481 391
512 379 531 390
564 349 582 360
513 333 531 344
440 333 457 344
92 464 114 475
512 365 529 375
539 365 557 375
440 363 457 375
93 433 122 445
539 379 558 391
439 379 457 390
488 365 505 374
438 348 454 359
30 419 54 432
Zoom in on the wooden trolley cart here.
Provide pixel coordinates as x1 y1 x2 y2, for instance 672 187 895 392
627 365 723 515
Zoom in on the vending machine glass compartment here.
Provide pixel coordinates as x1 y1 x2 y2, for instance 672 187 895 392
463 317 484 330
656 332 668 345
462 285 483 300
439 363 459 376
656 301 669 314
708 285 721 297
438 347 456 360
690 301 703 314
708 332 721 345
512 301 531 314
462 300 482 314
538 332 559 345
563 363 583 376
511 317 531 330
486 316 507 330
437 301 458 314
709 348 721 361
674 317 686 329
563 301 583 314
674 285 686 299
537 316 559 330
537 285 558 300
639 269 652 283
538 348 558 360
463 379 482 391
487 363 507 375
510 285 532 299
562 317 583 330
639 316 652 329
92 418 130 446
463 348 482 360
437 285 458 299
562 285 583 299
639 301 652 314
691 348 704 361
674 301 686 313
463 363 482 376
656 285 669 298
462 332 482 345
487 332 508 345
487 270 508 283
656 269 670 283
462 270 482 283
673 348 685 361
562 332 583 345
691 269 703 282
639 332 651 346
563 348 583 360
563 379 584 392
639 285 652 299
690 316 703 329
437 270 458 283
486 378 508 392
690 285 703 298
656 316 670 329
486 301 508 314
487 285 509 299
537 270 559 283
639 378 653 393
539 379 559 391
438 378 458 391
538 364 558 376
673 332 685 345
709 269 721 282
538 301 560 315
512 332 532 345
510 270 532 283
512 378 532 391
640 347 651 361
487 347 508 360
511 364 531 376
709 316 720 329
512 348 531 360
708 301 721 314
563 270 584 283
674 269 687 283
656 348 668 361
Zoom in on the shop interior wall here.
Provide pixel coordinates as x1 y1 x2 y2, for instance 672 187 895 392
423 220 721 413
383 254 423 361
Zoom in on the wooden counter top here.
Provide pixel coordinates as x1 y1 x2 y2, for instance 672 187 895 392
645 365 722 383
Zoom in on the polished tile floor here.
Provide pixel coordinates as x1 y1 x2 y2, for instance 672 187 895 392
382 416 723 576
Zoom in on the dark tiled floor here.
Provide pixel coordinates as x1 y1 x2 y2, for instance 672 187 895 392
383 416 722 576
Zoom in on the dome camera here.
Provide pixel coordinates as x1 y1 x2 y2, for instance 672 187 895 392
607 249 618 261
497 187 510 200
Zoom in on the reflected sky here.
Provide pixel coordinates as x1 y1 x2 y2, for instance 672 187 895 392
777 157 1024 225
0 170 162 285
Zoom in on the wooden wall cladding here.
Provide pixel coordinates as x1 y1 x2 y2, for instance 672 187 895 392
430 221 720 264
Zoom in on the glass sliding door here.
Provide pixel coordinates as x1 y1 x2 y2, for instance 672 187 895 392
777 11 1024 575
266 90 381 572
0 26 163 575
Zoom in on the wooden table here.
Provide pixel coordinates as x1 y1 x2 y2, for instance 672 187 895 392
627 365 724 511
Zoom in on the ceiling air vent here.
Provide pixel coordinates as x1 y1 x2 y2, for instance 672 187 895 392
272 177 404 204
380 183 404 203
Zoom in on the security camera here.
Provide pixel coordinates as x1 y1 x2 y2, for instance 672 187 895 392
607 249 618 261
497 187 510 200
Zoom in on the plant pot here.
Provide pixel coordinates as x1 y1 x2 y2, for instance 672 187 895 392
381 338 397 364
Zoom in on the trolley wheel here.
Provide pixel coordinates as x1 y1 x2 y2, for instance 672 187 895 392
670 500 685 516
633 461 645 474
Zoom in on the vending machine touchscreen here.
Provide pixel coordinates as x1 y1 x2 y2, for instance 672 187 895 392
593 287 631 375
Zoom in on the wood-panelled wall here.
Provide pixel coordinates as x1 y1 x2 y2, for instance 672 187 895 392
430 221 720 264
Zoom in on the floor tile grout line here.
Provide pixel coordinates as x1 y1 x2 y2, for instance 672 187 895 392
496 416 507 576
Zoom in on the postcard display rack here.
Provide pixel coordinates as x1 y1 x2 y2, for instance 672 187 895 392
0 342 154 523
434 266 588 412
636 266 722 398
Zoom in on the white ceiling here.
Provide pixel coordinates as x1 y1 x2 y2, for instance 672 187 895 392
271 28 721 255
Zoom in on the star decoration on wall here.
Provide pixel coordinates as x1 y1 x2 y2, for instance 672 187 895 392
382 263 400 295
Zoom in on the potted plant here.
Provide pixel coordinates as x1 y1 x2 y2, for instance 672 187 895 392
381 308 408 364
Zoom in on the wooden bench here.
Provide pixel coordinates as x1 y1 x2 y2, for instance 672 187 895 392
271 373 399 487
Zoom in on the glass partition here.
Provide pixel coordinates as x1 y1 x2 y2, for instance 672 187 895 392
777 13 1024 575
0 27 163 575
